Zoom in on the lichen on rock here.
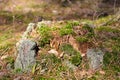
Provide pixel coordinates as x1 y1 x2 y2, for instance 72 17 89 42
15 39 38 72
87 48 104 70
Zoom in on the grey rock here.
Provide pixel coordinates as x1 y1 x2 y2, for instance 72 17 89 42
22 23 35 39
37 21 52 28
87 49 104 70
15 39 38 72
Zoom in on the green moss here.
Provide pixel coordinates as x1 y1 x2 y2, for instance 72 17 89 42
60 43 82 66
14 68 22 73
57 66 67 72
82 24 95 37
59 28 74 36
60 43 75 55
74 24 95 43
59 21 75 36
66 21 80 26
70 53 82 66
38 24 52 47
76 36 88 43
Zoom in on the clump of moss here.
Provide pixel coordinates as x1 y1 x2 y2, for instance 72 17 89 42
59 21 78 36
70 53 82 66
59 28 74 36
14 68 23 74
38 24 52 47
82 24 95 38
76 36 88 43
66 21 80 26
60 43 75 55
59 24 74 36
60 43 82 66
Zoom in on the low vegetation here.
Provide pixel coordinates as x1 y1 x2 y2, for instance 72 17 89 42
0 14 120 80
38 23 53 47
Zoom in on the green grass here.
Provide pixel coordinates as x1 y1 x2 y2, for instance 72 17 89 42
94 15 112 25
0 29 14 52
0 30 12 43
96 26 120 33
35 53 65 79
82 24 95 38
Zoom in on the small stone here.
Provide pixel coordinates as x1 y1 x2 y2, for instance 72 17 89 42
99 70 105 75
87 48 104 70
48 49 59 57
52 10 58 15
